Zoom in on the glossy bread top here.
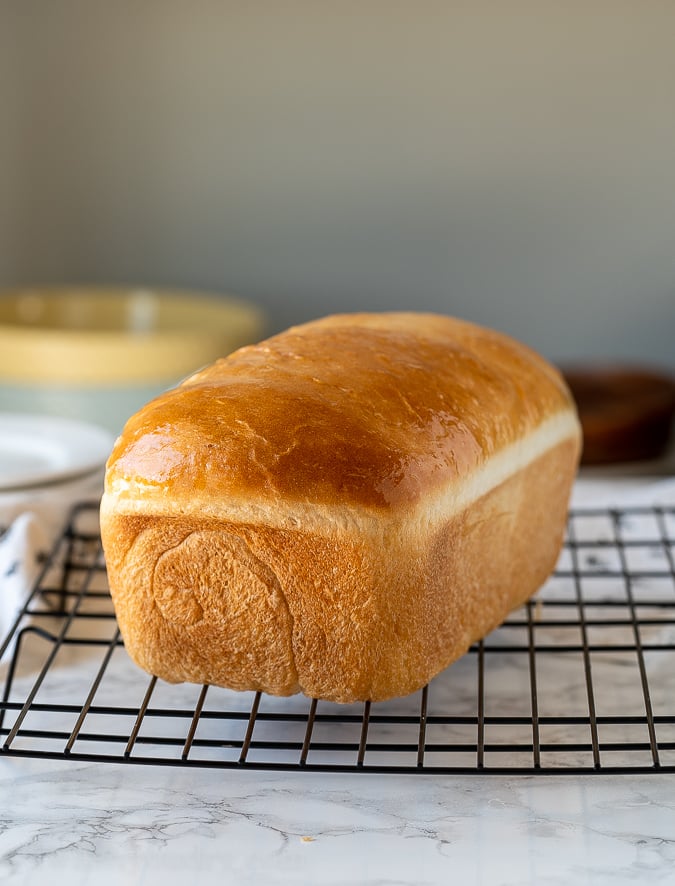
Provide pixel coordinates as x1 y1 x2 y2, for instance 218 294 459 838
105 313 577 511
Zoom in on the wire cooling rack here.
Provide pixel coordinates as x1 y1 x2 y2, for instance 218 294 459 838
1 501 674 774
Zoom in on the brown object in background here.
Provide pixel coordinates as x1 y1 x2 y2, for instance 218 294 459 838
562 366 675 465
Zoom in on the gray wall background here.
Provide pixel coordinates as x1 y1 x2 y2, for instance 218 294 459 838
2 1 674 368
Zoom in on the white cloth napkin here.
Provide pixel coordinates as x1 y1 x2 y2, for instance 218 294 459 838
0 470 105 659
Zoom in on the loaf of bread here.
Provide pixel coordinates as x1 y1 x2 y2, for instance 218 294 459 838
100 313 581 703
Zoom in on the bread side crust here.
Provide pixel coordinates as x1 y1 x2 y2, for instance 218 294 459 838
102 434 578 703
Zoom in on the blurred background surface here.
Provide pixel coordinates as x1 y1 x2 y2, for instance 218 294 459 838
1 1 674 369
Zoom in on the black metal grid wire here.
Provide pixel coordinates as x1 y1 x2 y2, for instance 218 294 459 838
1 501 675 774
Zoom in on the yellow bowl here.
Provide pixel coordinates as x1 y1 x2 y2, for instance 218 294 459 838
0 286 266 432
0 286 265 384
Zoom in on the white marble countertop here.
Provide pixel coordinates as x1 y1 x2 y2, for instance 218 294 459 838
2 758 674 885
1 470 675 885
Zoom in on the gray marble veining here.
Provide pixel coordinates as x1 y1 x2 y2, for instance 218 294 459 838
1 760 674 885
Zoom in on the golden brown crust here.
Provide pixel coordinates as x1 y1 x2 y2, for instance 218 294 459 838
101 312 581 702
104 313 575 512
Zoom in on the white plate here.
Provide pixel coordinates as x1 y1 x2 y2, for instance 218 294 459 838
0 413 115 491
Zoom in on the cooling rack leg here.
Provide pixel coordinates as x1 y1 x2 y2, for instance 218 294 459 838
0 626 44 733
0 640 22 733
